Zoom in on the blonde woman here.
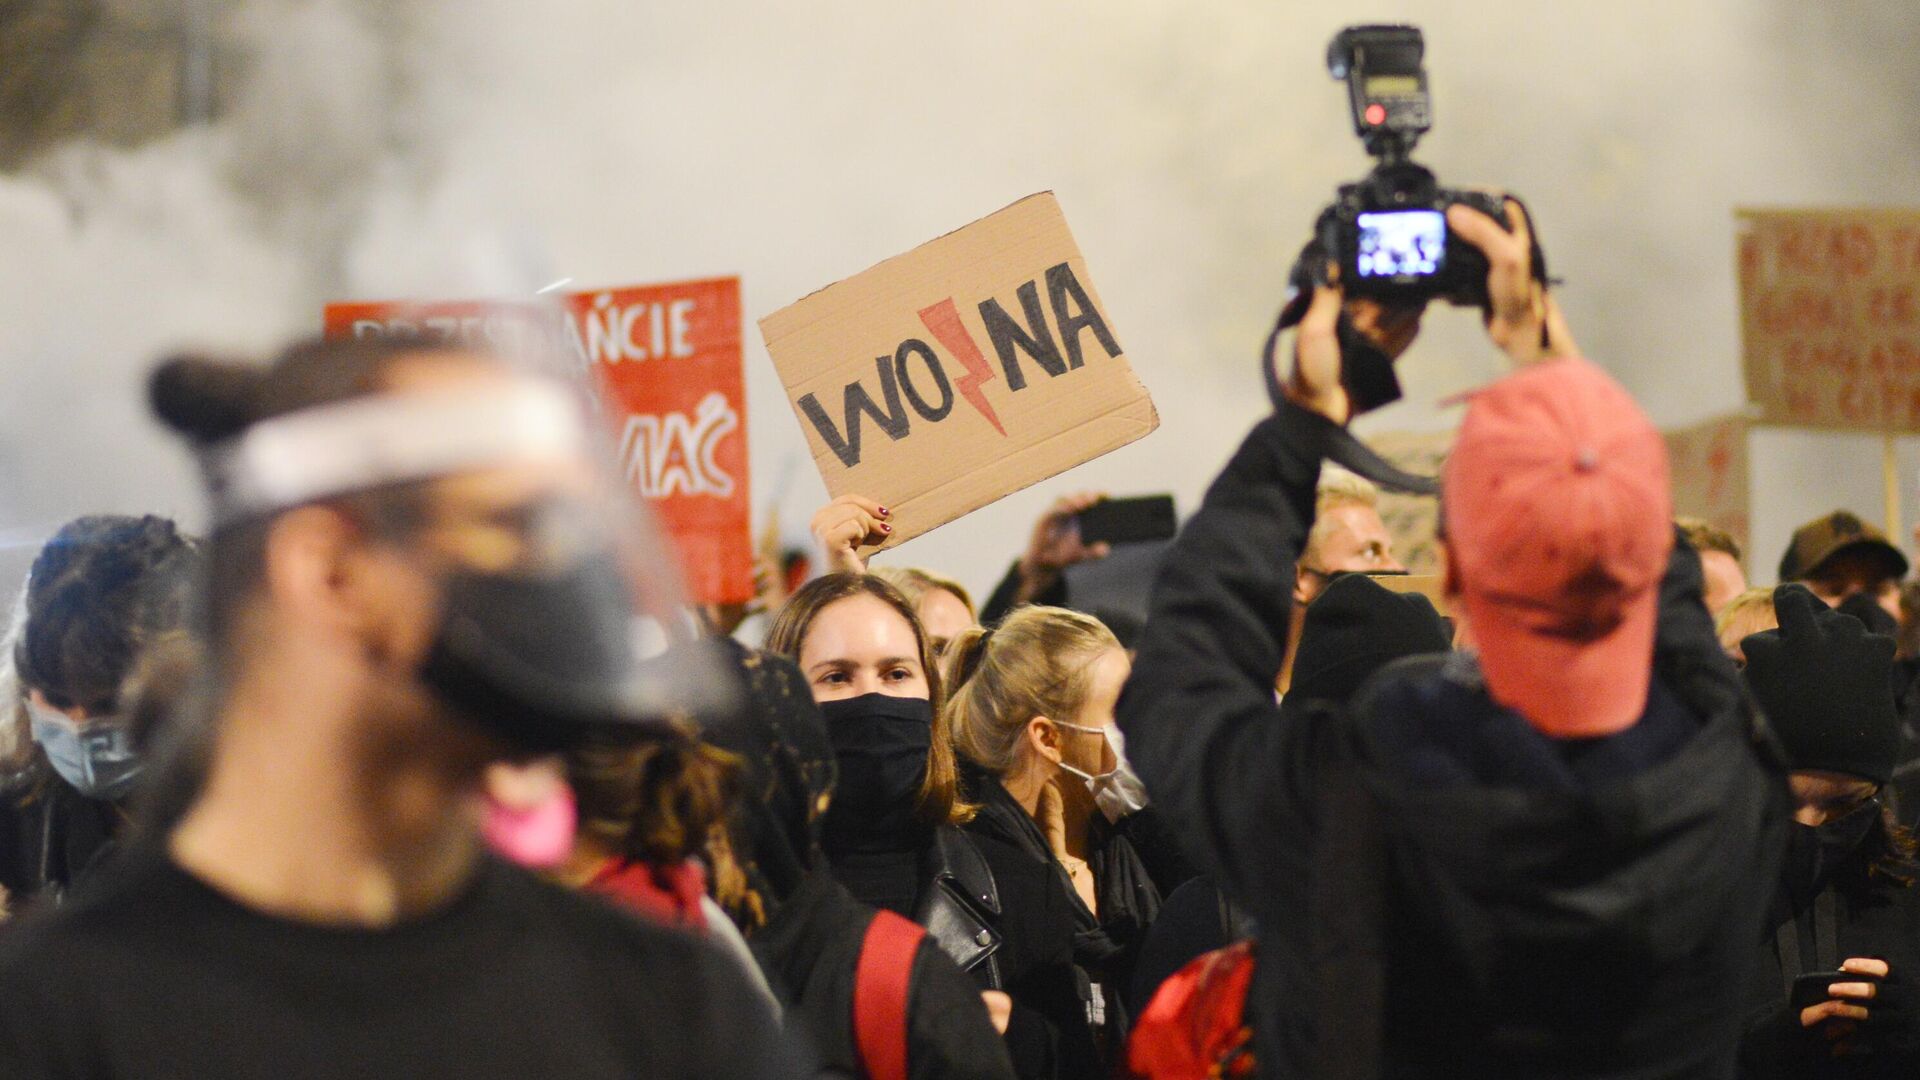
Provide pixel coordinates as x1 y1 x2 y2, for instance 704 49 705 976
945 606 1193 1079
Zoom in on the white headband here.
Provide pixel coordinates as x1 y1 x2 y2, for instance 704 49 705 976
204 381 589 523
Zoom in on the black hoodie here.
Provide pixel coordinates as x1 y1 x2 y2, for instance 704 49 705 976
1118 402 1789 1080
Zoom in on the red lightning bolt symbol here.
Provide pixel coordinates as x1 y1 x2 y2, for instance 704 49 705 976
917 298 1006 437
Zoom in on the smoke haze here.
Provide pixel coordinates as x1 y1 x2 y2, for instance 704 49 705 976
3 0 1917 595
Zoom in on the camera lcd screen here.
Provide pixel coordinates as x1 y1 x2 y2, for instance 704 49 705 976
1356 210 1445 279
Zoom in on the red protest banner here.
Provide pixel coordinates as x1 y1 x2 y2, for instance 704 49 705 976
1737 208 1920 433
322 277 754 605
563 279 750 605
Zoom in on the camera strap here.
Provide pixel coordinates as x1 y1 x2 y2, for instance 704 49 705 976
1261 319 1439 497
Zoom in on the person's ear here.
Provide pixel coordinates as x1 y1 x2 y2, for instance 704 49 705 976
261 506 365 636
1294 566 1314 605
1025 716 1062 765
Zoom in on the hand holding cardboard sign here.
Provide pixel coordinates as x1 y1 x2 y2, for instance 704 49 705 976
812 494 892 574
760 193 1157 550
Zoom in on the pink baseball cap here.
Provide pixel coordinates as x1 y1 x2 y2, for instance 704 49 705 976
1443 358 1673 738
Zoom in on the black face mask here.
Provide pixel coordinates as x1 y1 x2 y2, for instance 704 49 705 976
817 693 933 853
1785 797 1881 899
418 551 667 753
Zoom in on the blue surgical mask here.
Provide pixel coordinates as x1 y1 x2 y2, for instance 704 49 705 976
26 698 143 801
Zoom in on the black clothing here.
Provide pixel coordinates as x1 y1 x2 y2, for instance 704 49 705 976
0 764 121 910
697 640 839 917
1744 584 1901 784
981 564 1067 628
696 643 1010 1080
963 775 1102 1080
1283 572 1448 709
964 770 1188 1079
1125 876 1241 1018
756 867 1015 1080
1739 829 1920 1078
829 836 925 919
1891 660 1920 827
819 694 938 896
1119 402 1788 1080
0 844 795 1079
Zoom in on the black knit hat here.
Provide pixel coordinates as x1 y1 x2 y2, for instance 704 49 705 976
1742 584 1900 784
1287 573 1451 706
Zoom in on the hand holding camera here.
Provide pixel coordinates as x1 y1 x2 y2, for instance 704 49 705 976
1280 24 1579 425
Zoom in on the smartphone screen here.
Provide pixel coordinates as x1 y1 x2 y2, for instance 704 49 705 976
1357 210 1446 279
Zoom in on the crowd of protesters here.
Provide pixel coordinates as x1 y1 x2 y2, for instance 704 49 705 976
3 194 1920 1080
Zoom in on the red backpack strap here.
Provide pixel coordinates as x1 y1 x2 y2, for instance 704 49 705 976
854 909 926 1080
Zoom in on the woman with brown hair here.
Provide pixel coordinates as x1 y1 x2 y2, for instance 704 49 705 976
945 606 1193 1079
764 573 982 922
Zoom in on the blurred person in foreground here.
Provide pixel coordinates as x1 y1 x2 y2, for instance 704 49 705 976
556 720 782 1019
1780 511 1908 627
0 515 198 915
0 338 792 1079
1118 199 1787 1078
1737 584 1920 1078
1679 517 1748 617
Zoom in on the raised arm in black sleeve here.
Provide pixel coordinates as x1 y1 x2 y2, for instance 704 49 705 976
1115 401 1347 907
980 562 1069 627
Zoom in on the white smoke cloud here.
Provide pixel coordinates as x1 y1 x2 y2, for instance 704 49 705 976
1 0 1916 597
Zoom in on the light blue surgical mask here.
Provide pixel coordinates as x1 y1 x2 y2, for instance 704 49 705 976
26 698 143 801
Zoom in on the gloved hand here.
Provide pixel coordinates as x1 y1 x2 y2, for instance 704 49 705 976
1858 961 1920 1058
1837 590 1900 638
1742 584 1899 780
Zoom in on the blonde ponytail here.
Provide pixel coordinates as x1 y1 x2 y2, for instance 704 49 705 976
945 607 1120 775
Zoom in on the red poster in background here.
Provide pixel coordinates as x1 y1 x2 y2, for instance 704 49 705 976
322 277 753 605
566 278 751 604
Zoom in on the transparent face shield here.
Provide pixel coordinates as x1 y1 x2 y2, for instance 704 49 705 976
200 342 737 751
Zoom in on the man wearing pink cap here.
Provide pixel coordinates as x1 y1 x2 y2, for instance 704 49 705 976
1119 201 1788 1079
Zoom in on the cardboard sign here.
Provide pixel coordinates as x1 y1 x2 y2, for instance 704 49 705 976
759 192 1158 549
1370 573 1451 617
1362 430 1455 575
1736 208 1920 432
1664 413 1751 561
323 278 754 605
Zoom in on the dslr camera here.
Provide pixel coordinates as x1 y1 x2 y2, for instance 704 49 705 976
1313 25 1545 309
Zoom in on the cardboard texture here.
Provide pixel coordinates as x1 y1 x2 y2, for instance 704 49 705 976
1664 413 1752 563
1370 573 1451 617
1736 208 1920 433
322 278 755 605
1359 430 1454 575
759 192 1158 550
